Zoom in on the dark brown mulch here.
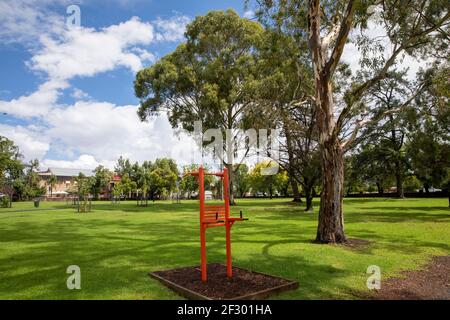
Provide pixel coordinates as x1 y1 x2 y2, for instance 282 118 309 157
150 263 298 299
374 256 450 300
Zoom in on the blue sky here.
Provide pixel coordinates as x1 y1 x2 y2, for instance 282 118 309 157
0 0 255 169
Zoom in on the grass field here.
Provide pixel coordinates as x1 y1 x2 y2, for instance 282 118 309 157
0 198 449 299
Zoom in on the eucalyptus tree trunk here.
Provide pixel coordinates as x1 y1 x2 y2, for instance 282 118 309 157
226 162 236 205
310 66 346 242
316 140 346 242
308 0 353 243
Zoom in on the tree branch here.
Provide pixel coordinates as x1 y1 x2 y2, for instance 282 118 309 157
324 0 356 77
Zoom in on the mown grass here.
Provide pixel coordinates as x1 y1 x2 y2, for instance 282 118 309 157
0 198 448 299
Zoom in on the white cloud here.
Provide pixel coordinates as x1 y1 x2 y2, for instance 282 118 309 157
0 4 197 169
0 0 68 46
0 79 68 118
0 124 50 160
30 17 155 80
41 154 103 170
44 101 198 167
154 15 190 42
131 47 156 63
71 88 90 100
243 10 254 19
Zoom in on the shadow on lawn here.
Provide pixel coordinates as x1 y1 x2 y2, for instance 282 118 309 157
348 209 450 223
91 202 199 213
0 218 204 298
0 213 348 299
1 199 448 299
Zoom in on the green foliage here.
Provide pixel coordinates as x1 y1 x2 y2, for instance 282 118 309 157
135 9 265 193
114 156 132 176
147 158 179 200
1 195 9 208
74 173 92 212
47 174 57 196
0 136 24 202
111 182 123 200
90 166 113 200
114 157 179 201
351 144 395 194
180 164 214 198
403 175 422 192
117 174 137 198
23 159 45 199
75 173 92 197
233 164 251 197
406 118 450 190
249 161 289 197
135 10 264 130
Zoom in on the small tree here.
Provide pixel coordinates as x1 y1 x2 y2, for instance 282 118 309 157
250 161 288 199
75 173 92 213
24 159 45 200
0 136 24 207
48 174 57 197
351 145 394 195
90 166 113 200
233 164 251 198
406 118 450 193
181 164 214 199
111 182 123 204
119 174 137 200
135 10 265 205
147 158 179 200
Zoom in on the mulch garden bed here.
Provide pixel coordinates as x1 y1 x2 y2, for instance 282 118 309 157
374 255 450 300
149 263 298 300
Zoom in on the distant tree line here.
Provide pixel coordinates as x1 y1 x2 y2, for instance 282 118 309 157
0 136 45 207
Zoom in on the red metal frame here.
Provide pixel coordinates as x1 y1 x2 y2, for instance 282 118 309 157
185 166 246 282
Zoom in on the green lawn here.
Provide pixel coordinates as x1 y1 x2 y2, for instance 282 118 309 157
0 198 449 299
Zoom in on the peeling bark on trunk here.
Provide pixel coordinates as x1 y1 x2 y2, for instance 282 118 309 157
308 0 354 243
312 71 346 243
315 140 346 243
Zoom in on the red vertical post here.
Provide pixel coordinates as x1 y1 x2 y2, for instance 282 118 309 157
198 166 207 282
223 167 232 278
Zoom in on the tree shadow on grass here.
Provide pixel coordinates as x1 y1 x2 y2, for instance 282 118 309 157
235 240 357 299
1 198 449 299
0 212 352 299
347 210 450 223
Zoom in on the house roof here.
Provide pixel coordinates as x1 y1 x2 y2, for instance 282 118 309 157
39 167 95 177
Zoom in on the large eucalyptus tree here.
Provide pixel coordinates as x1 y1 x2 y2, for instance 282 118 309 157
134 10 264 204
254 0 450 242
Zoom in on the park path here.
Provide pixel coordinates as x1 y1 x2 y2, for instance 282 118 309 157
375 255 450 300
